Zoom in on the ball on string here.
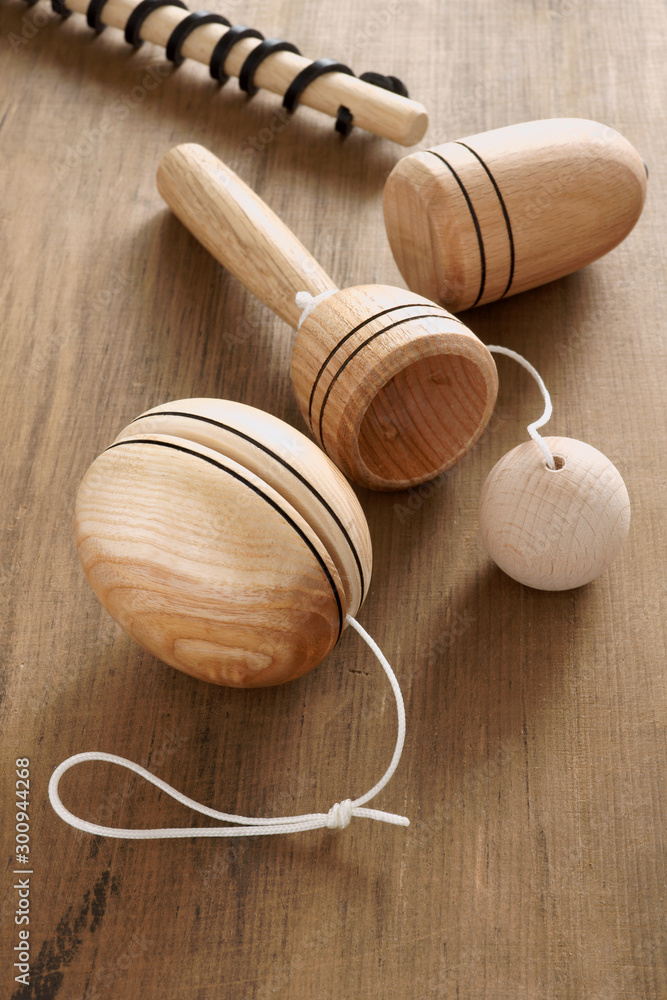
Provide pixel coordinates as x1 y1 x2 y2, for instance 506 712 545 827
479 436 630 590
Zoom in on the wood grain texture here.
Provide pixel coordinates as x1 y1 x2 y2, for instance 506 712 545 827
383 118 648 311
74 398 373 686
158 145 499 489
479 436 631 590
0 0 665 998
53 0 430 144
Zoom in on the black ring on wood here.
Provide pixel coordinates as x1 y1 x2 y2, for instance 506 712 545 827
359 71 409 98
282 58 354 113
238 38 301 97
335 71 409 136
51 0 72 18
335 105 354 136
124 0 187 48
165 11 230 65
209 24 264 85
86 0 112 32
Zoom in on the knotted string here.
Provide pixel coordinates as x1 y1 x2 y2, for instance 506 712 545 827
295 289 338 329
487 345 556 468
48 614 409 839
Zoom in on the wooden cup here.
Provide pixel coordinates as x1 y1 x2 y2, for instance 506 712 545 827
383 118 647 312
75 398 372 687
157 144 499 491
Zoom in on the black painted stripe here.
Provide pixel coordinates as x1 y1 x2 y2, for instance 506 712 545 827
307 301 460 429
105 437 344 641
455 141 515 299
426 150 486 307
126 409 366 606
316 313 451 449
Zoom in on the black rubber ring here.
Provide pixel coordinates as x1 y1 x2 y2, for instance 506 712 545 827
335 105 354 136
359 71 409 98
86 0 112 32
282 58 354 113
51 0 72 18
124 0 187 48
335 72 409 137
209 24 264 85
165 11 230 66
238 38 301 97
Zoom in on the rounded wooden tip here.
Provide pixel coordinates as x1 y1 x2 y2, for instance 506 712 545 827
479 436 631 590
400 106 429 147
384 118 648 311
291 285 499 490
75 399 372 687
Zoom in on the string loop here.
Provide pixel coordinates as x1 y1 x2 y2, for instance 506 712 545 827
487 345 555 468
48 614 409 840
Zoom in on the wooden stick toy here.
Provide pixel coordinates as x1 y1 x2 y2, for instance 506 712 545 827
157 143 499 491
22 0 428 145
75 397 373 686
383 118 647 311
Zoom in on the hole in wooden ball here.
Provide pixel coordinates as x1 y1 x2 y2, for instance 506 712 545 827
357 353 490 483
548 454 566 471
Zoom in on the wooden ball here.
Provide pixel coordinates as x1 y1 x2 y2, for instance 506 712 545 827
384 118 647 312
291 284 499 490
75 399 372 687
479 436 630 590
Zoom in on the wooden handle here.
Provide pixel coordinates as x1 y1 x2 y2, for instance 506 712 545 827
157 143 337 329
61 0 428 145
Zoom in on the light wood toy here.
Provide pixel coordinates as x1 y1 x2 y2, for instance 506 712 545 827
383 118 647 312
24 0 427 146
479 436 631 591
157 144 499 492
75 398 373 687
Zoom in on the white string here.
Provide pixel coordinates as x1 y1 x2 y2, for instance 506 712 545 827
487 345 556 469
48 614 409 840
295 289 338 329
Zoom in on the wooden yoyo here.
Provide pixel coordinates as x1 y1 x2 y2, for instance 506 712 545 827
75 398 372 687
383 118 647 312
63 401 411 836
156 144 499 491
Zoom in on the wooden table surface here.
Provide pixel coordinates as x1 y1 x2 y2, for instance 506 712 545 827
1 1 665 997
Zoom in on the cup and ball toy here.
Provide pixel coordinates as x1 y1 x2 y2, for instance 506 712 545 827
383 118 647 312
156 144 499 492
75 398 372 687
